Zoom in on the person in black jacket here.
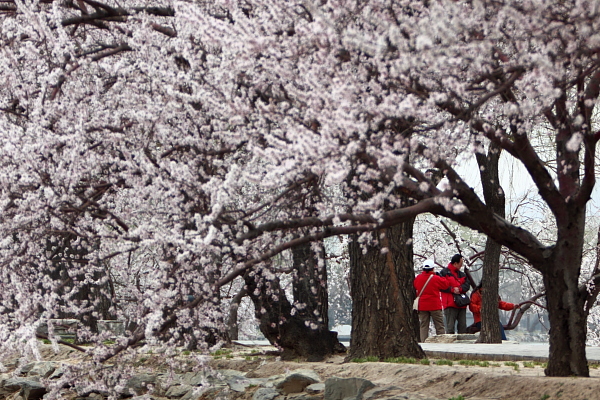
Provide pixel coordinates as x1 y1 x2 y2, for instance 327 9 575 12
439 254 471 334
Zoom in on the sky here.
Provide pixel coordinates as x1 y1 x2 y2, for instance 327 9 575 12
456 149 600 221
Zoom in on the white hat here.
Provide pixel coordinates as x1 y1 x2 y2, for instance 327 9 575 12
422 259 435 270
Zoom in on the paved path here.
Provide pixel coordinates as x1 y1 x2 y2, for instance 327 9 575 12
236 340 600 363
420 342 600 363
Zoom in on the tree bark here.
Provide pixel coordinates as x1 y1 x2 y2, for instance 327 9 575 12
292 241 329 328
476 240 503 343
244 264 345 361
543 207 589 377
347 221 424 360
227 288 247 341
475 141 505 344
46 234 112 342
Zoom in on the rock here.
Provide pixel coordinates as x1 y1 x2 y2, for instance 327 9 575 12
125 373 157 396
362 386 401 400
209 369 249 392
253 387 280 400
180 371 207 386
324 377 375 400
262 374 286 388
4 378 42 392
180 386 210 400
23 387 46 400
0 373 17 397
275 370 320 394
287 369 321 382
424 334 457 343
27 362 57 379
165 384 192 398
227 376 252 392
306 383 325 394
49 366 66 380
425 333 477 343
19 363 35 376
219 370 265 392
215 369 248 379
72 394 103 400
18 380 46 400
157 373 175 392
183 387 230 400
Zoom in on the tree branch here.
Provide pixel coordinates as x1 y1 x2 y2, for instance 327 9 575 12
509 124 565 218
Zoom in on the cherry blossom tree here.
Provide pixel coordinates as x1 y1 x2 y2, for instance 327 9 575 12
2 0 600 384
181 0 600 376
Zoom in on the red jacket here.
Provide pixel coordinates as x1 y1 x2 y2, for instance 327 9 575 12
413 271 451 311
469 289 515 323
439 263 470 309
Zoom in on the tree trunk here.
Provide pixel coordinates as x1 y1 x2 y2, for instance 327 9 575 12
543 209 589 376
244 264 345 361
476 240 503 343
475 142 505 344
46 235 112 342
543 264 588 376
227 288 247 341
292 241 329 328
348 221 424 360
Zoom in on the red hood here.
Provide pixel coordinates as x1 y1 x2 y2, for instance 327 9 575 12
447 262 460 274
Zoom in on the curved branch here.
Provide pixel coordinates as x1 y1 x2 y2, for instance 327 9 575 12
98 327 145 363
36 333 87 353
227 197 443 285
510 127 564 217
435 159 490 216
504 292 546 330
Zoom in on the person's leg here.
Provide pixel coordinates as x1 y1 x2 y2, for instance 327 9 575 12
431 310 445 335
457 308 467 334
419 311 430 342
444 308 458 334
499 321 507 340
443 308 451 333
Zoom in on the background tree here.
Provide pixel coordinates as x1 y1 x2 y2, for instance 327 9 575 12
475 141 506 343
243 260 344 360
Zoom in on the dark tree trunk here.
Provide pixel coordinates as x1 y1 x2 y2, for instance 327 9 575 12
543 207 589 377
46 235 112 342
543 263 588 376
155 254 230 350
190 264 230 349
476 240 503 343
475 142 505 344
244 264 345 361
347 221 424 360
292 241 329 328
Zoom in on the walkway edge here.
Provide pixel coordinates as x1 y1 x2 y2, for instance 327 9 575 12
423 350 548 363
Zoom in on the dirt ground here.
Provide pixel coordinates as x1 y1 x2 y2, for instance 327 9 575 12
23 344 600 400
210 347 600 400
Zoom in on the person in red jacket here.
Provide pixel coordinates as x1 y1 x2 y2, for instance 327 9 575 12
469 284 517 340
439 254 471 334
413 259 452 342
